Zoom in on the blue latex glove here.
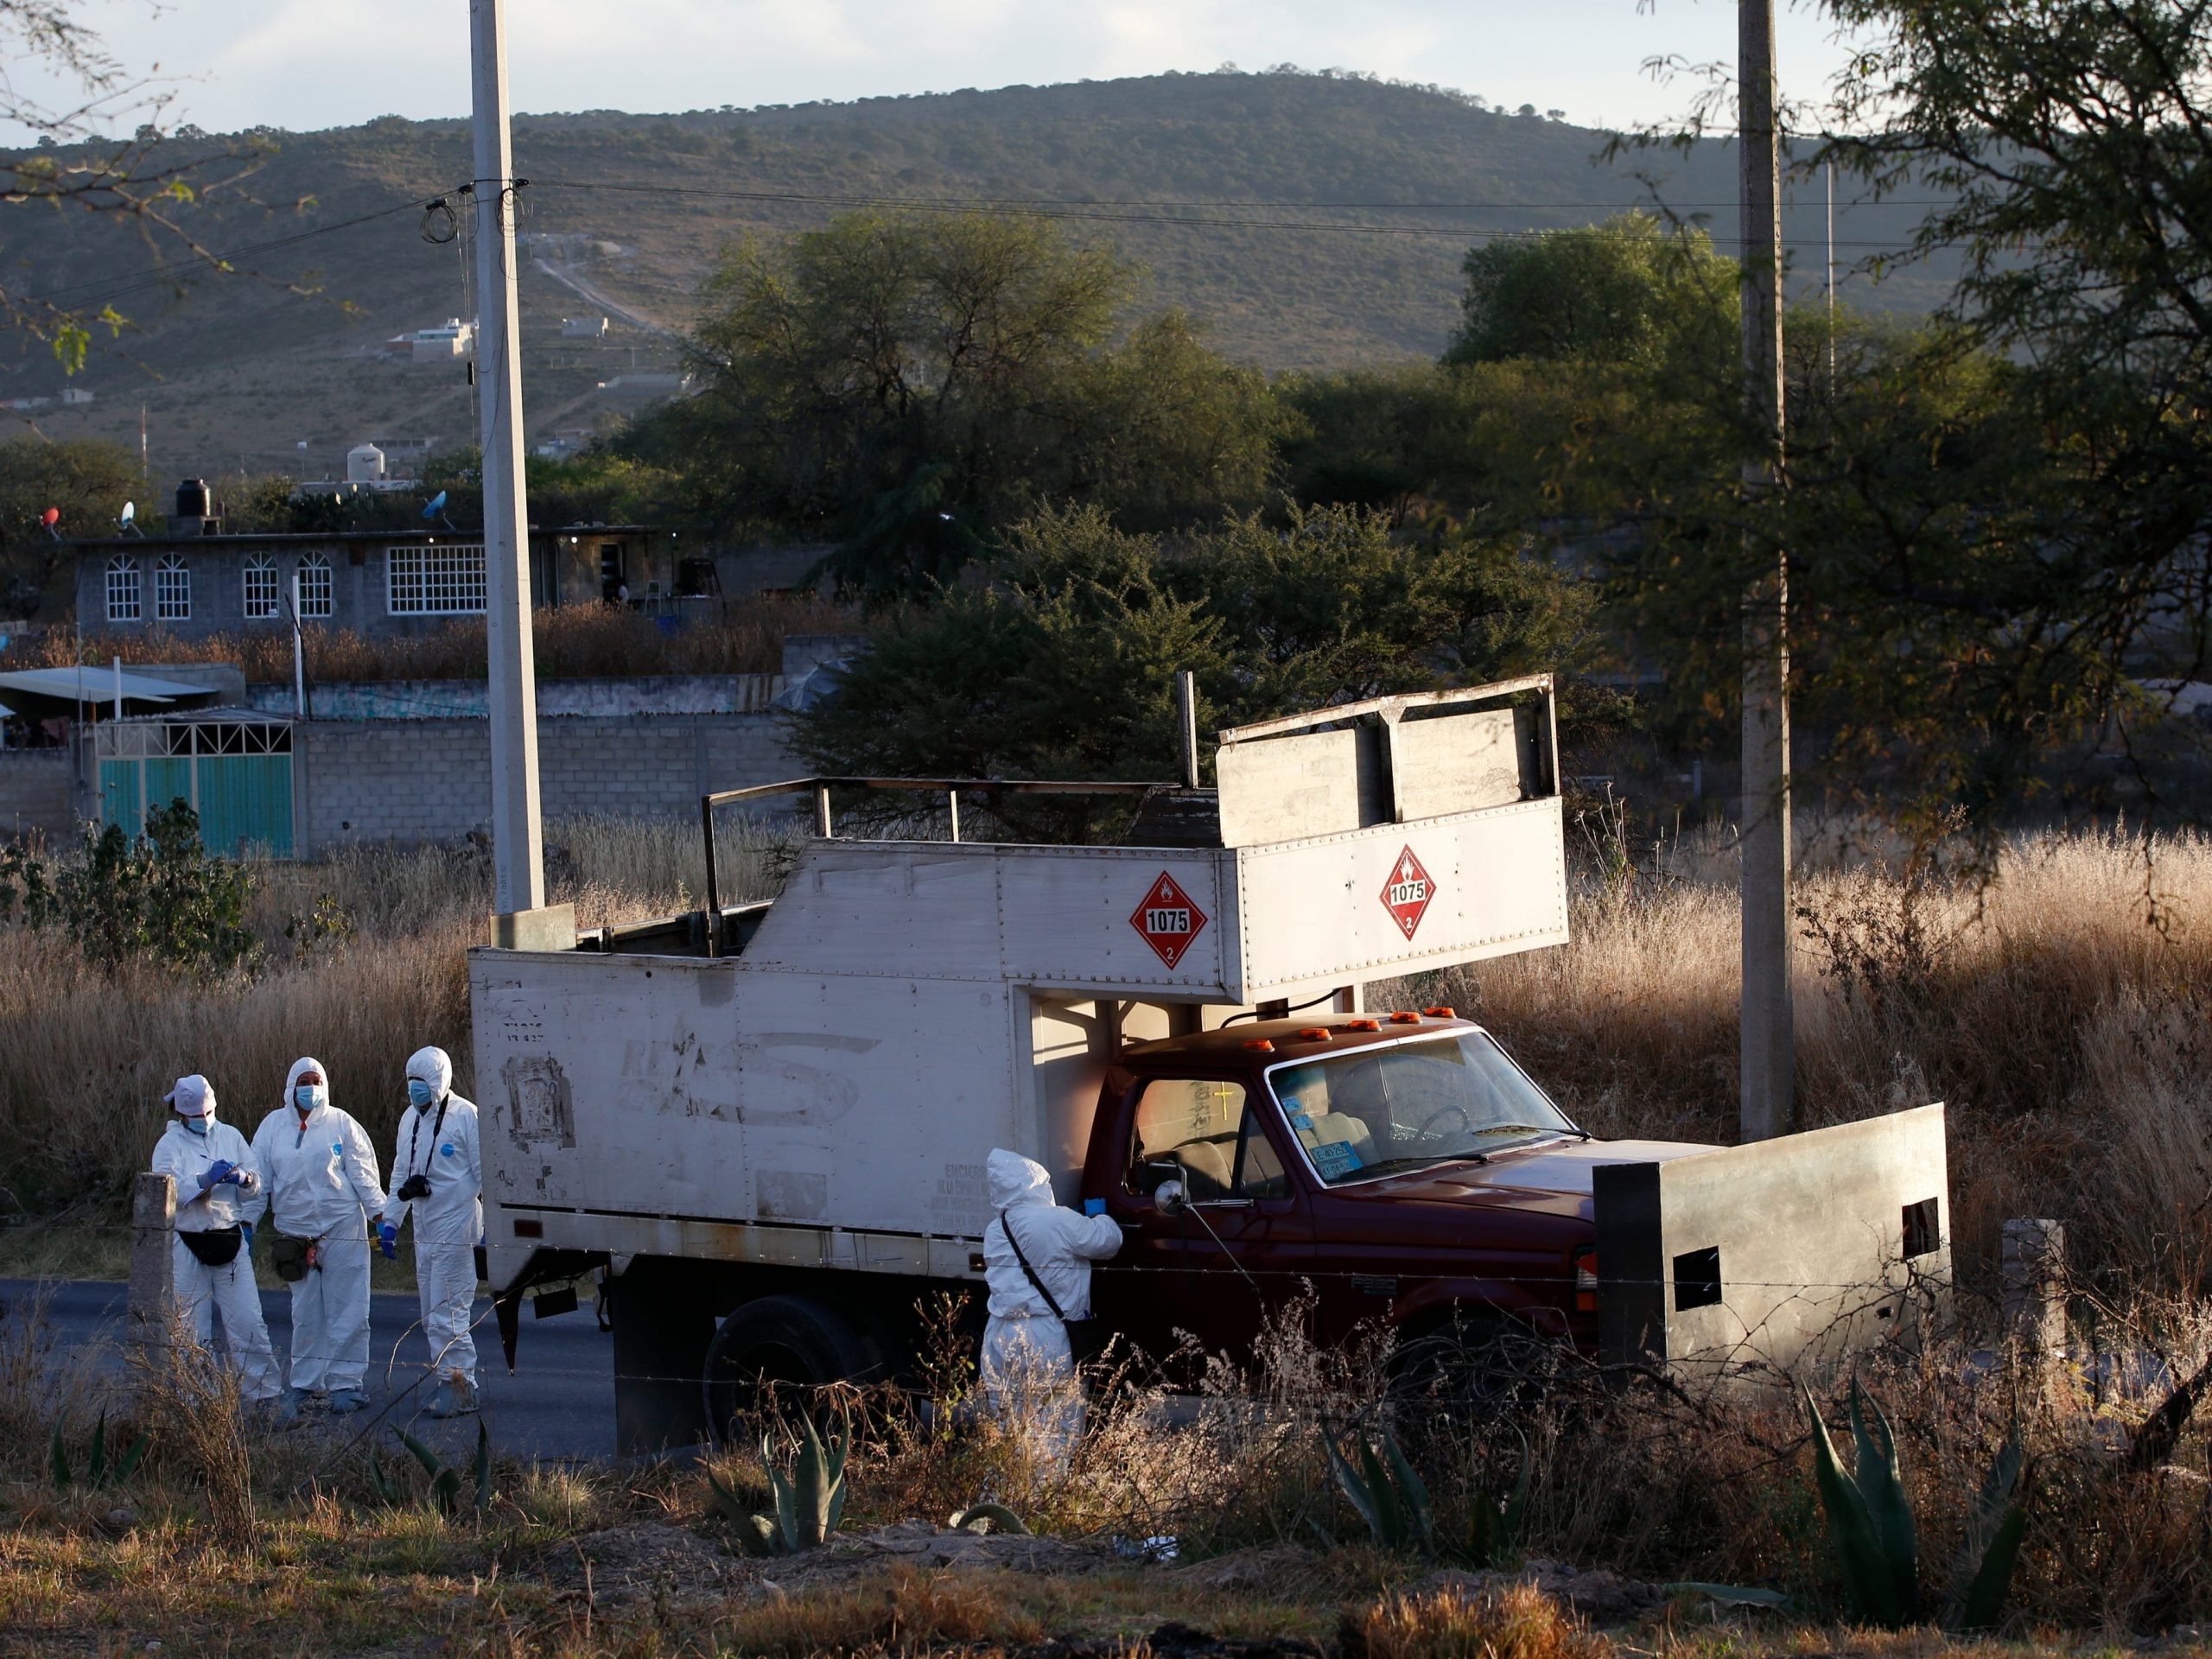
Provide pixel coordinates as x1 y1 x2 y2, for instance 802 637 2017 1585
199 1159 235 1192
240 1222 255 1249
378 1221 398 1260
220 1164 249 1185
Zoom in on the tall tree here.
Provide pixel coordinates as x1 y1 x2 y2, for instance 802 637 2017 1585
1444 211 1738 372
647 211 1287 598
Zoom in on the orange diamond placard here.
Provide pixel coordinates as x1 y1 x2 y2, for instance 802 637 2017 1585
1381 845 1438 940
1131 871 1209 969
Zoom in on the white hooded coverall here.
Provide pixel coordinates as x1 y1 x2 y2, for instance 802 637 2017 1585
385 1046 484 1389
979 1148 1122 1459
149 1106 282 1401
245 1057 387 1394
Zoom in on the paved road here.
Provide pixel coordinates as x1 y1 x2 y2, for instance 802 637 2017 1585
3 1278 620 1462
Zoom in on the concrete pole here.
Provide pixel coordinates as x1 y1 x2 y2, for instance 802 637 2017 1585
472 0 546 922
1738 0 1795 1141
2001 1218 2068 1369
126 1172 175 1367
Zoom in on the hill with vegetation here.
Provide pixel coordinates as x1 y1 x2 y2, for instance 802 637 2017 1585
2 68 1942 489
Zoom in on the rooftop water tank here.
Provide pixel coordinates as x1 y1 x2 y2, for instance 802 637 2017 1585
175 478 212 518
346 443 387 484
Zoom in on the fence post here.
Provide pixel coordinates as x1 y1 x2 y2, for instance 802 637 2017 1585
2001 1217 2067 1379
127 1172 175 1368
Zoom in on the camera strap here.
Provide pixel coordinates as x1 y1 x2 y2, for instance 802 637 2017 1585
404 1096 448 1189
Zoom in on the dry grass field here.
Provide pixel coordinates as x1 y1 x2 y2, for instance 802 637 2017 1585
3 820 2210 1654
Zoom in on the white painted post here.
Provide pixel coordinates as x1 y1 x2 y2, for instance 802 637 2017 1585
1738 0 1795 1142
290 569 306 719
472 0 547 926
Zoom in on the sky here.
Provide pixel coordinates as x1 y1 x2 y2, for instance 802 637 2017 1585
29 0 1858 138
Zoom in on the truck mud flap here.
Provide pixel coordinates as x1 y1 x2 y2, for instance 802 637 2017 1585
1593 1103 1950 1381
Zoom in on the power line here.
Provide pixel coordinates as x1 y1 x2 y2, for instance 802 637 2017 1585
534 179 1933 249
23 194 451 314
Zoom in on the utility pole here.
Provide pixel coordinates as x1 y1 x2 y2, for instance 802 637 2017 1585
470 0 553 936
1825 159 1837 392
1739 0 1794 1141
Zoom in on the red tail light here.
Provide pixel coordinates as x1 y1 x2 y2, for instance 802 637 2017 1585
1573 1247 1599 1313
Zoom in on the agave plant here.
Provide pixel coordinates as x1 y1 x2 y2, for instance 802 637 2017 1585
1462 1435 1531 1568
369 1421 494 1521
1804 1380 2030 1632
50 1408 150 1493
707 1408 849 1557
1321 1418 1436 1557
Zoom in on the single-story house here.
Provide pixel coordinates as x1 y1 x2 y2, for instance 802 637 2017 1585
70 524 706 641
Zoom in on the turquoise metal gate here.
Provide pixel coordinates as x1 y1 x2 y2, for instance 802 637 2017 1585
95 714 296 857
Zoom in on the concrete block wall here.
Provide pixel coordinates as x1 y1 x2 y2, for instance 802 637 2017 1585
296 712 797 851
0 749 80 842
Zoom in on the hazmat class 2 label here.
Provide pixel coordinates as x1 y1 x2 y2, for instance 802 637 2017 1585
1380 846 1438 941
1129 872 1209 969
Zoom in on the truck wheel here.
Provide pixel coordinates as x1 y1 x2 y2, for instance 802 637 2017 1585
702 1294 885 1446
1389 1310 1557 1427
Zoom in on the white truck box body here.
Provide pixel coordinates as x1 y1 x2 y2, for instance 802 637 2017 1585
472 683 1572 1293
474 794 1568 1291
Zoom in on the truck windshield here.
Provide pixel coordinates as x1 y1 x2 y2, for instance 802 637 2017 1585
1268 1032 1578 1185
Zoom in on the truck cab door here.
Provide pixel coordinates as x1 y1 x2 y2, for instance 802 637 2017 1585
1090 1076 1313 1373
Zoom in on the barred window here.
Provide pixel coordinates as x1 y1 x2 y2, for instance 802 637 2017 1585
105 556 142 622
296 553 333 619
242 555 280 620
387 542 486 615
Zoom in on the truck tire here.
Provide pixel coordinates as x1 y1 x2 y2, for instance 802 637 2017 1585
702 1294 886 1445
1388 1309 1559 1427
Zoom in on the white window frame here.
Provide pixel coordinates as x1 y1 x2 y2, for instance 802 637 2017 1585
105 556 142 623
296 553 334 620
154 554 192 622
242 555 280 620
386 541 486 616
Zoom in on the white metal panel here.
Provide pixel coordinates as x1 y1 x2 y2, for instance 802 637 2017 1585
1233 797 1569 994
1217 727 1363 845
734 972 1020 1239
997 846 1231 995
1389 707 1536 820
472 951 746 1224
743 847 1003 978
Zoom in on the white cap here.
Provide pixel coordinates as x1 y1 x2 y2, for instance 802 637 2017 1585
164 1074 215 1117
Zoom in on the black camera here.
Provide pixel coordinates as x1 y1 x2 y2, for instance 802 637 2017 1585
395 1173 432 1202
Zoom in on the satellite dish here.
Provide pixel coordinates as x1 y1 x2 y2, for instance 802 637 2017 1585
119 500 135 524
423 490 448 518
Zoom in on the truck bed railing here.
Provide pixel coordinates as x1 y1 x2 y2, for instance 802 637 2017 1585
698 775 1168 958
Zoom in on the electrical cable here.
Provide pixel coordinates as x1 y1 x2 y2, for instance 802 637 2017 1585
22 194 451 313
531 178 1940 249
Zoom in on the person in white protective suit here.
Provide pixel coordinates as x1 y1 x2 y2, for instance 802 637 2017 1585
149 1074 286 1414
245 1057 387 1413
378 1045 484 1418
979 1148 1122 1464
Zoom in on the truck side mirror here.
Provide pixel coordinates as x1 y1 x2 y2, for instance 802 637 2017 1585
1154 1179 1189 1216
